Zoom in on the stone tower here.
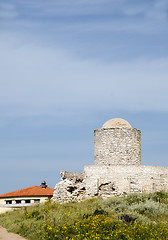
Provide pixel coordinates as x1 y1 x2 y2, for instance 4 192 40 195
94 118 141 166
53 117 168 203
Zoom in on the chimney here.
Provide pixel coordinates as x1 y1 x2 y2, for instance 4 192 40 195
40 180 47 188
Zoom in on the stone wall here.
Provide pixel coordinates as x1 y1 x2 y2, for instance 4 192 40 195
53 165 168 203
84 165 168 198
94 128 141 166
53 171 86 203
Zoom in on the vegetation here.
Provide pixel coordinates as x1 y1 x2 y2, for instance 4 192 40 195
0 192 168 239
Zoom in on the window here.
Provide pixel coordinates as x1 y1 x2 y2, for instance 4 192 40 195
6 200 12 204
16 200 21 204
25 199 31 203
34 199 40 203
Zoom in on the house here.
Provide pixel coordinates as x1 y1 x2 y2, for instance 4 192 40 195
0 181 54 213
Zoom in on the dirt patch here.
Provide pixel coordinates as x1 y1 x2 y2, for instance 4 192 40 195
0 226 27 240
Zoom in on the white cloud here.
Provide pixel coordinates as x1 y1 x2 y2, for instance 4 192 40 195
144 0 168 20
0 0 168 115
0 3 18 19
1 0 167 37
11 0 124 17
0 36 168 114
14 0 167 21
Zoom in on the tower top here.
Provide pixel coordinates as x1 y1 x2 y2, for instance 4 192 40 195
102 118 132 129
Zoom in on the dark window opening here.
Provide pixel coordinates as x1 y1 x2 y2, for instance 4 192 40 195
25 200 31 203
34 199 40 203
16 200 21 204
6 200 12 204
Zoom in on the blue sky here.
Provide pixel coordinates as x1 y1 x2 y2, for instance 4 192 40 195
0 0 168 194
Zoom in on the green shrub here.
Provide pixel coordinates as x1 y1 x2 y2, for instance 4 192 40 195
0 192 168 240
151 191 168 204
130 199 167 217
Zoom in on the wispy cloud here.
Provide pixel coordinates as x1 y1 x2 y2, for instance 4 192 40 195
7 0 167 19
0 36 168 114
1 0 168 33
5 0 124 17
0 3 18 19
148 0 168 20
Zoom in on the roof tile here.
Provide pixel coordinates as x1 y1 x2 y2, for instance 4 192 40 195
0 186 54 198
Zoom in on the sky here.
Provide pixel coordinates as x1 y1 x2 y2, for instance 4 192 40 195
0 0 168 194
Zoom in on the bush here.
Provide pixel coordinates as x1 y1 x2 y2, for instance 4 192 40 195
38 215 168 240
0 192 168 240
130 199 167 217
151 191 168 204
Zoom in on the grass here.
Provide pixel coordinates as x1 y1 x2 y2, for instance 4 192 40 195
0 192 168 239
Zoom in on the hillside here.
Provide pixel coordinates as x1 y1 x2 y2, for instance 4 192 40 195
0 192 168 239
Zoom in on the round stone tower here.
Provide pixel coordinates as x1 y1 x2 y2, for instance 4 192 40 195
94 118 141 166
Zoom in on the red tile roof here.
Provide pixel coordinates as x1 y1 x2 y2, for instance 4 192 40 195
0 186 54 198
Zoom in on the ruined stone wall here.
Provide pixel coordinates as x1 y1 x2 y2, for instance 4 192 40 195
84 165 168 198
94 128 141 166
53 165 168 203
53 171 86 203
